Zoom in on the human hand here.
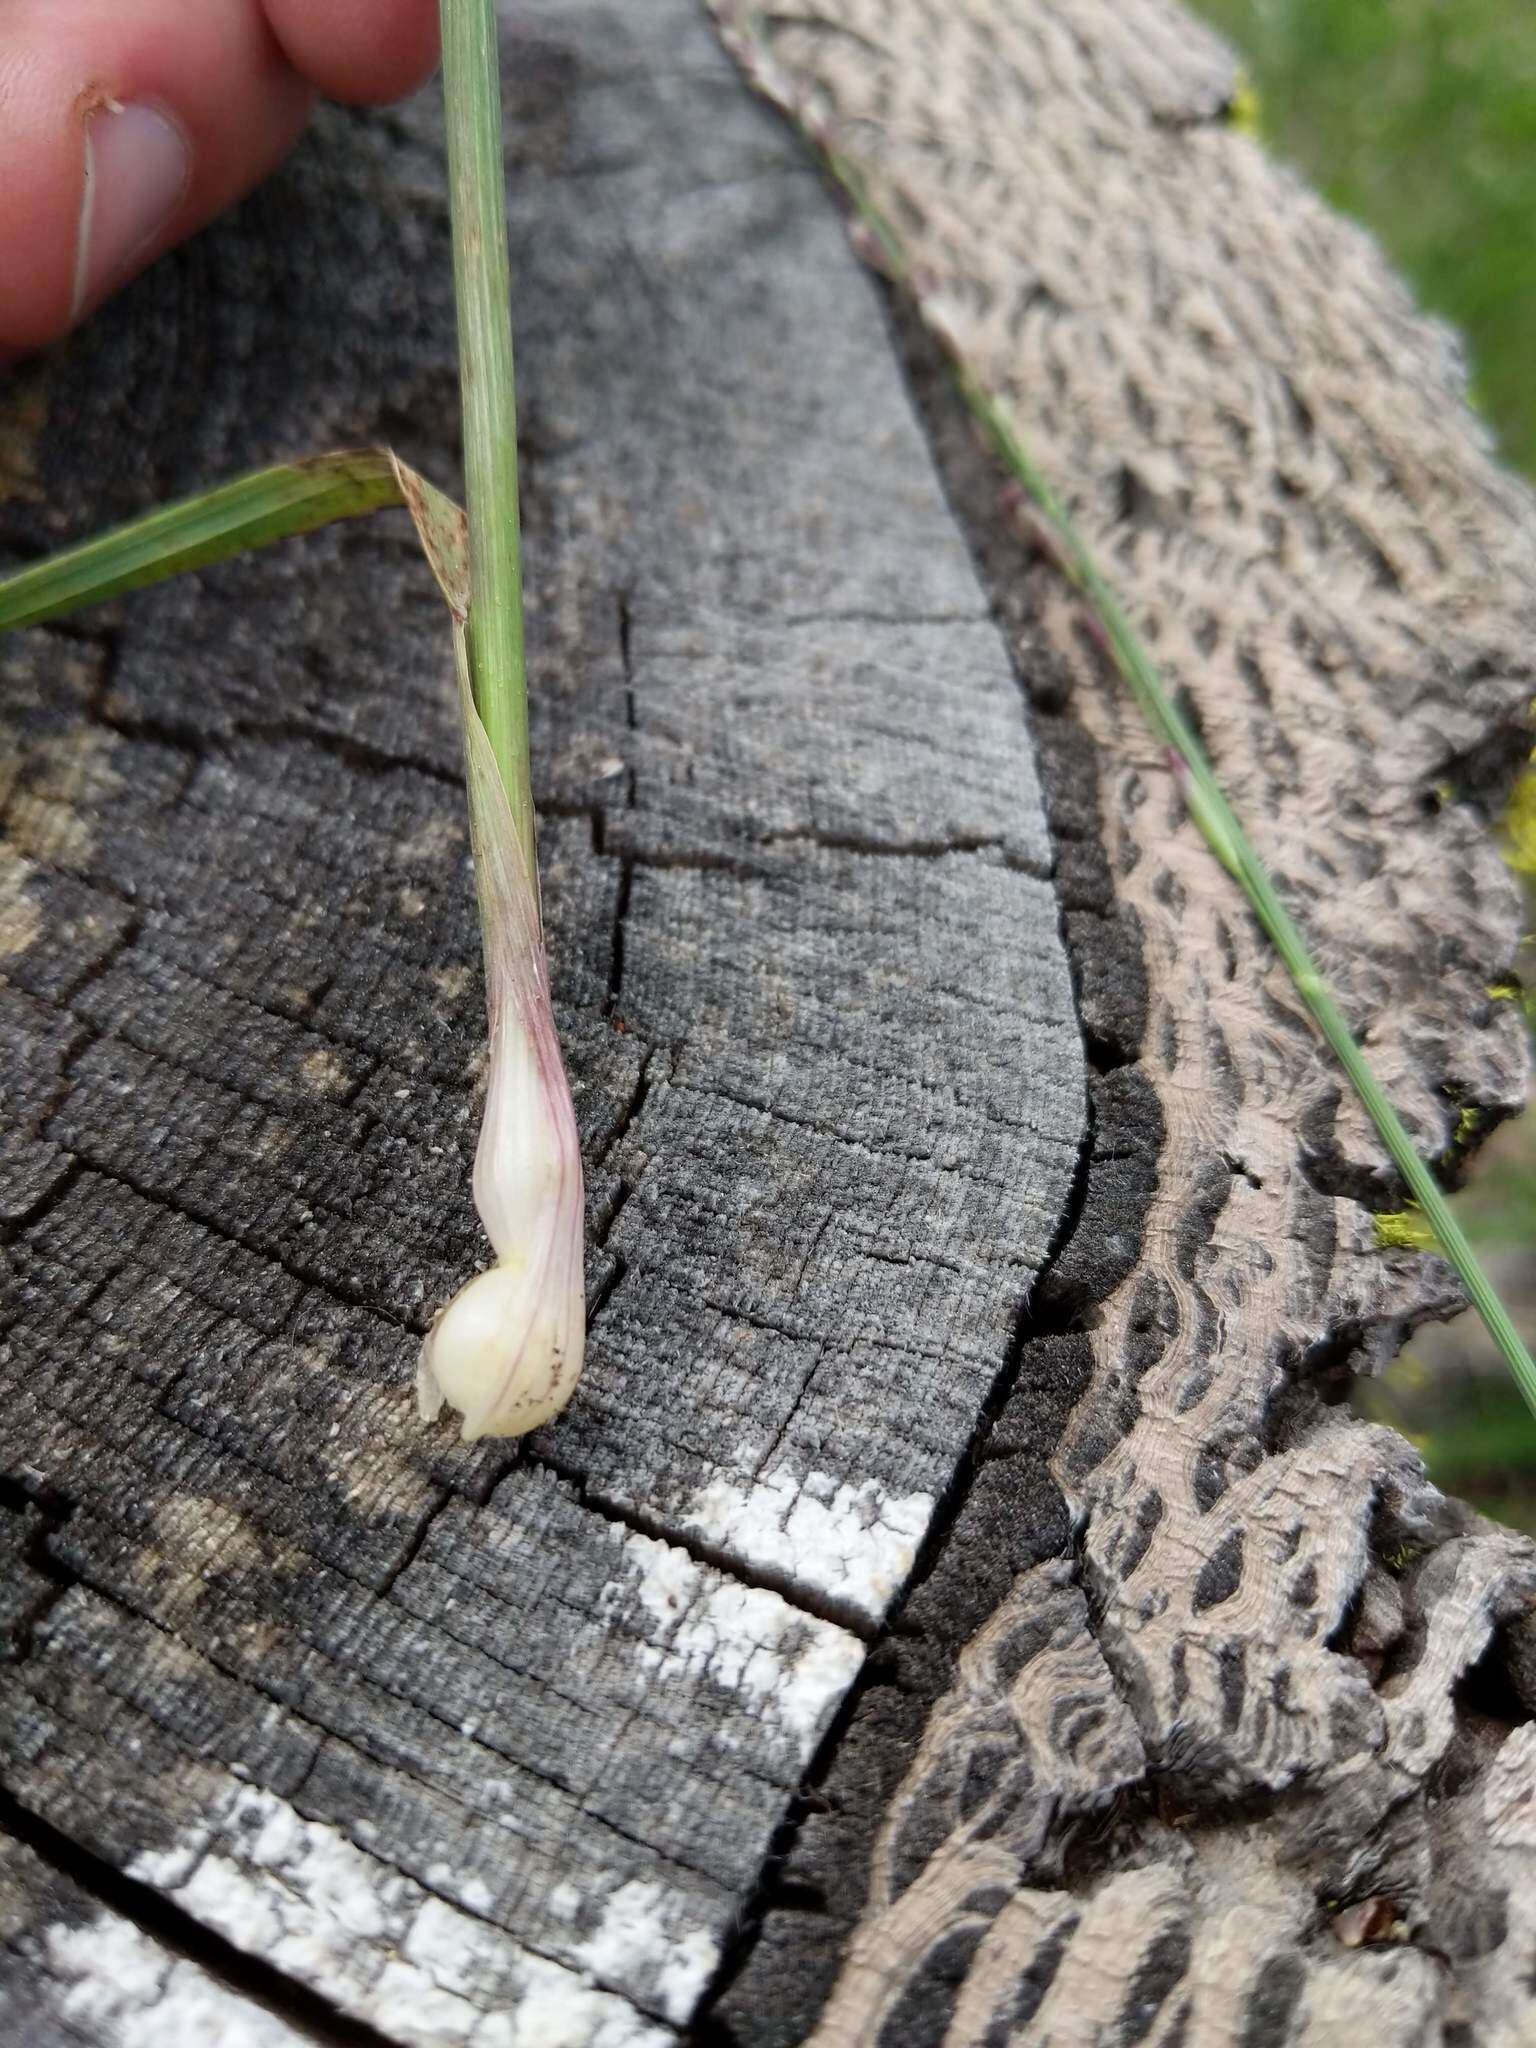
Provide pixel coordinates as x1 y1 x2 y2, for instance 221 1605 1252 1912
0 0 440 356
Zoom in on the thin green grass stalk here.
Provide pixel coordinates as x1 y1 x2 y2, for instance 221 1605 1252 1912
0 451 401 631
439 0 534 879
806 120 1536 1420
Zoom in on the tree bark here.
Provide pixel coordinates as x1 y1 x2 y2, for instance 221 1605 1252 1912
709 4 1536 2044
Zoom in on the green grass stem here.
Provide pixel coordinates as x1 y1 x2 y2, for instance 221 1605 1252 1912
438 0 534 877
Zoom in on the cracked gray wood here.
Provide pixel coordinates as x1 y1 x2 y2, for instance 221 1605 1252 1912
0 0 1083 2040
0 1829 317 2048
707 1 1536 2043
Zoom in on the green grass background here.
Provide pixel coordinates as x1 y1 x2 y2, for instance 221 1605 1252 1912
1188 0 1536 1524
1196 0 1536 470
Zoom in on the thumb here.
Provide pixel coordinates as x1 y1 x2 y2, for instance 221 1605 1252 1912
1 0 440 360
0 0 314 356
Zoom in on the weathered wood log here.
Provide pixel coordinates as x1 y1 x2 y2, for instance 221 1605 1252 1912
1 2 1082 2039
1 0 1533 2042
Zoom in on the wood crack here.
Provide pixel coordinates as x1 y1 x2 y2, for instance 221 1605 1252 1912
29 1140 424 1336
526 1447 879 1642
231 716 460 792
755 824 1043 873
372 1487 455 1597
689 1070 1100 2022
0 1788 395 2048
0 1473 78 1663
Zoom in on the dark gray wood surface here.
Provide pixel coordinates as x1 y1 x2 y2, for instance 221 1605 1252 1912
0 1 1084 2041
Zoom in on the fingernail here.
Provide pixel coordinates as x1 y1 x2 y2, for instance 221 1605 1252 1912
72 99 191 320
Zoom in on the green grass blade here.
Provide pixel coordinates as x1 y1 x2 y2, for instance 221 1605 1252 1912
0 449 403 630
439 0 534 877
780 87 1536 1419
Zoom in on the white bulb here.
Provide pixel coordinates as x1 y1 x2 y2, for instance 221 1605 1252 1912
418 1259 581 1441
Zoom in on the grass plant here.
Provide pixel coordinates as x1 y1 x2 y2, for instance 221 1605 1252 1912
0 0 586 1440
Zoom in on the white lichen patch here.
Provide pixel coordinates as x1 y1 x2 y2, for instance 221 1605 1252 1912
572 1880 720 2027
127 1787 672 2048
619 1526 864 1748
547 1880 585 1923
506 1952 673 2048
46 1912 310 2047
677 1458 934 1627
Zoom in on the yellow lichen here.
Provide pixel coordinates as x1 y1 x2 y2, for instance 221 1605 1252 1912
1452 1105 1483 1151
393 813 464 867
5 791 95 871
1501 758 1536 873
0 846 41 958
1374 1209 1436 1252
300 1048 353 1097
1228 74 1263 139
431 963 473 1002
0 367 49 504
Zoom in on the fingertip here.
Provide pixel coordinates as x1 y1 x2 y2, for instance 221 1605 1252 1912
262 0 440 107
0 1 313 356
0 0 436 359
